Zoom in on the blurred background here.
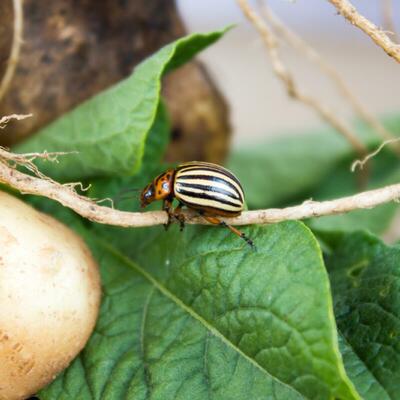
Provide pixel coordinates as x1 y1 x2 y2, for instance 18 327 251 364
1 0 399 157
177 0 400 146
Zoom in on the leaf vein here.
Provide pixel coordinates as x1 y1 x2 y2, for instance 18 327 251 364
99 239 306 399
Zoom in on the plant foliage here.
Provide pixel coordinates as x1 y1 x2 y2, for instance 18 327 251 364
13 29 400 399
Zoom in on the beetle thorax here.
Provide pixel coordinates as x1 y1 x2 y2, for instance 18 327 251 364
154 170 175 200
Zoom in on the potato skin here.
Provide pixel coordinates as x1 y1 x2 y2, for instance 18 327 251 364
0 191 101 400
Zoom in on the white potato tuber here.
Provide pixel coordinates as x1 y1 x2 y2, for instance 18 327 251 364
0 191 101 400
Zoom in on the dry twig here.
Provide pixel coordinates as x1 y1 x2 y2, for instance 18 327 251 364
328 0 400 63
351 137 400 171
258 1 399 151
0 0 24 102
0 147 399 228
0 146 77 180
0 113 31 129
237 0 367 156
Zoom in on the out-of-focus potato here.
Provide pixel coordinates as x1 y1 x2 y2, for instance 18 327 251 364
0 191 101 400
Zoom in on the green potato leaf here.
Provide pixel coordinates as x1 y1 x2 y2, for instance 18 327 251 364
15 29 227 181
40 222 359 400
18 98 170 241
141 100 170 168
325 231 400 398
339 333 390 400
85 99 171 215
40 232 303 400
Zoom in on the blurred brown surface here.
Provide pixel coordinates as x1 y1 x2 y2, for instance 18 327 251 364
178 0 400 146
0 0 230 163
0 0 13 80
163 62 230 163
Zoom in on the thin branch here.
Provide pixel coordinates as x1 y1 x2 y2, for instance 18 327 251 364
328 0 400 63
0 0 24 102
381 0 399 42
351 137 400 171
258 1 399 152
0 149 399 228
237 0 368 156
0 146 77 182
0 113 31 129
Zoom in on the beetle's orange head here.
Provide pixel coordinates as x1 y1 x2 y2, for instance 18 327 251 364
140 182 156 208
140 170 174 208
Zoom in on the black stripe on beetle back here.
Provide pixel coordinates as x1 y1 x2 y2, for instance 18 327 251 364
177 189 241 208
178 165 241 186
176 174 243 201
176 182 241 200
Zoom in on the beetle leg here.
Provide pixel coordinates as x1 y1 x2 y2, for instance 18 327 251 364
173 202 186 231
162 199 173 231
202 215 255 249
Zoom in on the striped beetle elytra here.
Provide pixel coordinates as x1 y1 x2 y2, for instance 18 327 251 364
140 161 254 248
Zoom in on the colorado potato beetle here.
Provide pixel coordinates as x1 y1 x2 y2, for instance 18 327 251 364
140 161 254 247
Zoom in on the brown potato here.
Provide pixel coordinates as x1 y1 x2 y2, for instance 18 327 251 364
0 191 101 400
